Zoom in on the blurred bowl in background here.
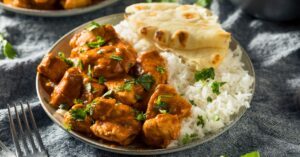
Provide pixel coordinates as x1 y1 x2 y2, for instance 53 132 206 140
230 0 300 21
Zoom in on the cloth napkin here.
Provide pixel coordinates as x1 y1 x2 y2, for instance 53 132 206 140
1 0 300 156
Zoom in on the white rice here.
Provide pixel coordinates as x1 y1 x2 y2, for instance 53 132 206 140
115 21 254 147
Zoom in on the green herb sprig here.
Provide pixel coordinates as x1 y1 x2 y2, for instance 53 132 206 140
87 36 105 48
0 34 17 59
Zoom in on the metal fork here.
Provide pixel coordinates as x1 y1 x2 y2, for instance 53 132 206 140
7 102 49 157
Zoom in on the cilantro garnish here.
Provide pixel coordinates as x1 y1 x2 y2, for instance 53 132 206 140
0 33 16 59
211 81 226 95
98 76 106 84
182 133 198 145
85 21 101 31
87 36 105 48
136 74 155 91
156 65 165 74
197 115 205 127
58 52 73 66
110 55 123 61
194 67 215 82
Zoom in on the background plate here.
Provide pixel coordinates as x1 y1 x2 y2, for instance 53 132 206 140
0 0 118 17
36 13 256 155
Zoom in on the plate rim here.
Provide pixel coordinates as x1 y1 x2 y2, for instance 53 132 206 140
0 0 119 17
36 13 256 155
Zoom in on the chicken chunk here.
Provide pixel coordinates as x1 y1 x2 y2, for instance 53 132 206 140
76 40 136 79
146 84 191 120
143 114 180 148
63 104 93 134
3 0 31 8
90 101 141 145
90 97 116 121
81 74 106 103
61 0 92 9
137 50 168 86
37 53 69 83
104 76 144 108
90 119 140 146
50 68 83 108
32 0 56 10
69 24 118 49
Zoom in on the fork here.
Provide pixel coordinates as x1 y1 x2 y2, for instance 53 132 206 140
7 102 49 157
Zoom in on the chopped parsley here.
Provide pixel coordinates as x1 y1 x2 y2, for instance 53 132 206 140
103 89 113 98
136 74 155 91
85 103 94 116
117 80 134 91
211 81 226 95
189 100 197 106
0 33 16 59
87 36 105 48
196 0 212 7
75 59 83 70
194 67 215 82
136 111 146 121
85 21 101 31
98 76 106 84
70 108 87 121
87 64 93 79
240 151 260 157
110 55 123 61
59 104 70 110
156 65 165 74
85 83 92 93
182 133 198 145
58 52 73 66
73 98 83 104
197 115 205 127
154 94 172 113
207 96 212 103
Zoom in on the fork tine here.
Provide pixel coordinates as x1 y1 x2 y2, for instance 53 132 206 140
20 102 38 153
7 104 22 157
26 102 46 151
13 103 30 155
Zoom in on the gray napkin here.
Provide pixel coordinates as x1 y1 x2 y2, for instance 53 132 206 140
1 0 300 156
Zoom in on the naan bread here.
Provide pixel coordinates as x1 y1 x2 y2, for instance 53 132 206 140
125 3 231 69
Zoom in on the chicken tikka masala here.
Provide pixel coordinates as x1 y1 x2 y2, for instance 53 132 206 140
37 22 191 148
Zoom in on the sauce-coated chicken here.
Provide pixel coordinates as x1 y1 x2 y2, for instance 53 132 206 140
50 68 83 108
38 22 191 148
37 53 69 83
143 114 180 147
146 84 191 120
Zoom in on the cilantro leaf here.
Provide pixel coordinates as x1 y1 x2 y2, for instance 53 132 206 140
98 76 106 84
240 151 260 157
85 83 92 93
136 111 146 121
207 96 212 103
87 36 105 48
211 81 226 95
0 34 17 59
75 59 84 70
195 67 215 82
110 55 123 61
156 65 165 74
87 64 93 79
73 98 83 104
196 0 212 8
70 108 87 121
58 52 73 66
182 133 198 145
189 100 197 106
117 80 134 91
136 74 155 91
154 94 172 113
103 89 113 98
85 21 101 31
197 115 205 127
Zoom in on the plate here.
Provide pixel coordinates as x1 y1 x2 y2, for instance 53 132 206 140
36 13 256 155
0 0 118 17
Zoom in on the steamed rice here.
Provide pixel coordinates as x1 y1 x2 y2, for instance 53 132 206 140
115 21 254 147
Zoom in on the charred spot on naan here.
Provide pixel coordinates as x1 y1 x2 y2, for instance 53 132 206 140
154 30 170 45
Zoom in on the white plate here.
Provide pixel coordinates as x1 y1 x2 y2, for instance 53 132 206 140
36 13 256 155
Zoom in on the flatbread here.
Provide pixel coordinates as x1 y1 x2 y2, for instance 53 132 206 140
125 3 231 69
